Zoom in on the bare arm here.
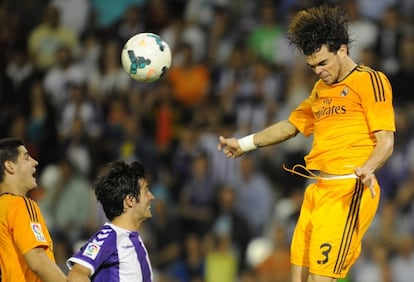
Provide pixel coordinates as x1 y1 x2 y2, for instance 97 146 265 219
355 130 394 197
67 264 91 282
254 119 299 147
24 247 66 282
218 119 299 158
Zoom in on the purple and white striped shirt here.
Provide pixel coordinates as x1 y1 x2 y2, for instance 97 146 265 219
67 223 152 282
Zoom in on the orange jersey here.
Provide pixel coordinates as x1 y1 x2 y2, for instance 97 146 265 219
0 193 55 282
289 65 396 174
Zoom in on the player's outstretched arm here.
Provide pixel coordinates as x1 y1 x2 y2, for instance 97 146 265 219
24 247 66 282
218 120 299 158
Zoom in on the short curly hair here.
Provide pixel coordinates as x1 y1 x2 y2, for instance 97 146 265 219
287 4 351 56
94 160 146 221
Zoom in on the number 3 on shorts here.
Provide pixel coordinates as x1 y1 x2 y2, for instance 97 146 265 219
317 243 332 264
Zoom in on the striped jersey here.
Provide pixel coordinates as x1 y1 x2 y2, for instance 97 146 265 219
0 193 56 282
289 65 395 174
67 223 153 282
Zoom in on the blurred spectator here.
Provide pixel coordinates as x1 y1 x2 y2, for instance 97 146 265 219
246 1 290 68
78 31 102 75
160 15 185 54
374 5 404 74
254 225 291 282
152 82 176 154
235 58 283 132
169 124 201 197
207 6 238 68
390 232 414 282
345 0 379 62
43 45 87 111
229 154 275 237
53 231 73 274
178 150 217 236
204 233 238 282
7 115 28 147
143 0 172 33
376 107 414 201
358 47 381 69
4 0 48 41
168 232 205 282
87 40 131 103
146 180 183 277
393 174 414 236
39 158 95 245
214 45 251 116
4 47 36 111
271 186 304 240
183 0 217 28
167 42 210 114
90 0 144 34
115 5 145 45
28 4 80 71
180 19 208 64
98 96 131 161
356 0 396 21
59 82 102 140
211 184 253 273
60 117 93 177
26 80 60 170
389 33 414 108
51 0 90 36
350 235 392 282
198 112 242 188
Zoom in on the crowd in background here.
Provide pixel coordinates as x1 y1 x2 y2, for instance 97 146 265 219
1 0 414 281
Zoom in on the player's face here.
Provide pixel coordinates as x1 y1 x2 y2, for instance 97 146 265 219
135 179 155 221
305 44 346 85
15 146 38 191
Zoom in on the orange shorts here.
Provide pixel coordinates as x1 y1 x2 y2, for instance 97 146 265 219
290 177 380 278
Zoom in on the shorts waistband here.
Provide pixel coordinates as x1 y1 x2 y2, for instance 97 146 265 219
283 164 358 181
319 173 358 180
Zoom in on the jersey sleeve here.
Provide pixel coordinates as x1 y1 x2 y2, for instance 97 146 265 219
67 228 116 276
11 197 52 255
359 70 395 132
288 90 315 137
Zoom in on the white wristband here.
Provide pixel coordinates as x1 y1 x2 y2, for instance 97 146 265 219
238 134 257 152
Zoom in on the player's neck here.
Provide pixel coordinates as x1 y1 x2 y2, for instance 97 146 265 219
338 57 358 82
111 216 141 232
0 180 27 196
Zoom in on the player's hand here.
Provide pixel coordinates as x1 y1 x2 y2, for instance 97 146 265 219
217 136 244 158
355 167 377 199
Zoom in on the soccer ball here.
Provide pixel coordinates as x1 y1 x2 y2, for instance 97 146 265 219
121 32 172 82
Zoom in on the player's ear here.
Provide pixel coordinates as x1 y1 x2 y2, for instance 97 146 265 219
124 194 135 208
338 44 348 56
4 160 16 174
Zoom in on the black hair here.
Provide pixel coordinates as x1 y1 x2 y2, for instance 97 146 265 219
0 138 24 183
94 160 146 221
287 4 351 55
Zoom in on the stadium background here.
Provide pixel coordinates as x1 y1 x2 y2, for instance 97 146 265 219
1 0 414 281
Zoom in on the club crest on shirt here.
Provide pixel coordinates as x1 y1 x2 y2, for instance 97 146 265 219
30 222 46 242
82 242 101 260
340 87 349 97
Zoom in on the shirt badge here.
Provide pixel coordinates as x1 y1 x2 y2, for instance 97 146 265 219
82 242 101 260
340 87 349 97
30 222 46 242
